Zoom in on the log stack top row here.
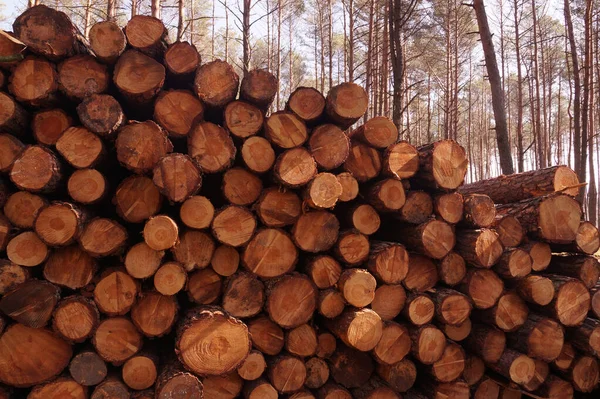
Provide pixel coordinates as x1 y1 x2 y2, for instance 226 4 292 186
0 4 599 399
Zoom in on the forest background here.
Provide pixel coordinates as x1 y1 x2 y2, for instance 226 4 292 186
1 0 599 224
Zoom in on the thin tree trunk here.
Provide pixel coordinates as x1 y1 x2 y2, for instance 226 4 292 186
581 0 592 198
177 0 185 41
106 0 116 21
348 0 354 82
365 0 374 123
132 0 137 17
266 0 271 71
473 0 514 174
276 0 281 108
530 0 543 168
342 0 347 82
513 0 524 172
151 0 161 19
328 0 333 90
211 0 215 59
225 0 230 63
587 1 597 225
242 0 251 74
565 0 583 187
84 0 92 39
289 11 293 95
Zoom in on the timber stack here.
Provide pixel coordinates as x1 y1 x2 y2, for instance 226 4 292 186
0 5 598 399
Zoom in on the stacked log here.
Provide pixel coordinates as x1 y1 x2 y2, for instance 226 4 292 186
0 5 598 399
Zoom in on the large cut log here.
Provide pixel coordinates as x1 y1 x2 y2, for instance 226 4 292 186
325 82 368 129
88 21 126 64
493 215 524 247
328 344 374 388
308 124 350 170
0 279 60 328
13 5 87 61
287 86 326 124
131 292 178 338
265 274 317 329
225 101 264 139
3 191 46 229
409 324 446 364
0 93 28 136
69 351 107 386
176 307 250 376
393 220 455 259
77 94 125 139
569 317 600 358
474 291 528 332
0 134 24 173
507 314 564 362
155 361 203 399
413 140 468 191
154 90 204 138
10 146 62 193
459 165 580 203
124 15 168 58
240 69 277 109
0 324 72 387
454 229 504 268
485 349 536 387
351 116 399 148
113 50 165 104
58 55 108 100
376 358 417 392
188 121 236 173
495 193 582 244
461 194 496 228
344 142 382 182
116 121 172 174
402 292 434 326
164 41 200 85
463 323 506 363
194 59 239 108
52 295 99 343
551 221 600 255
325 308 383 352
545 254 600 288
537 274 590 327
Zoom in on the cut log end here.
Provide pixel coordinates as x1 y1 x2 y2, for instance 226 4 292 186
176 308 250 376
144 215 179 250
241 136 275 174
113 50 165 104
266 274 317 329
225 101 264 139
194 59 239 108
325 82 369 128
243 228 297 278
89 21 126 64
154 90 204 138
68 169 107 204
287 86 325 123
308 124 350 170
32 109 72 146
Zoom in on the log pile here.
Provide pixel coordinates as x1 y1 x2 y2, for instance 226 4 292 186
0 5 599 399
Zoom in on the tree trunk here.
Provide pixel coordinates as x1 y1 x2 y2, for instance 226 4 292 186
473 0 513 175
242 0 251 74
151 0 161 19
177 0 185 41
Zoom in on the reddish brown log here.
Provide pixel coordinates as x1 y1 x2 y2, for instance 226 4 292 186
455 229 504 268
564 355 599 393
67 169 107 204
9 56 58 106
194 59 239 108
0 324 72 387
69 350 107 387
164 41 200 84
187 267 222 304
93 317 143 365
426 341 466 382
241 136 275 174
6 231 48 267
188 121 236 173
376 358 417 392
154 261 187 296
31 109 71 146
116 121 172 174
328 344 374 388
344 142 382 182
248 316 285 356
337 172 359 202
94 269 138 316
463 323 506 363
266 273 317 329
237 350 266 381
474 291 528 332
461 194 496 228
89 21 126 64
351 116 398 148
171 229 215 271
569 317 600 358
154 90 204 138
292 211 340 253
0 279 59 328
243 228 297 278
402 293 435 326
131 292 178 338
507 314 564 362
348 203 381 235
255 187 301 227
458 269 504 309
176 307 251 376
441 318 472 342
437 252 467 286
3 191 46 229
459 165 580 203
514 275 555 306
414 140 468 191
124 242 164 279
403 254 439 292
113 50 165 104
496 193 582 244
58 55 108 100
222 271 265 318
486 349 536 386
493 248 532 279
337 268 376 307
304 357 329 389
431 288 472 326
494 215 525 247
552 221 600 255
114 175 163 223
371 284 406 320
409 324 446 364
395 220 455 259
287 86 326 124
225 101 264 139
180 195 214 229
240 69 277 109
325 82 368 129
0 260 29 295
10 146 62 193
545 255 600 288
325 308 383 351
306 255 341 289
52 295 99 343
553 342 576 372
372 322 411 365
0 134 23 173
539 274 590 327
522 241 552 272
79 218 127 257
434 192 464 224
155 361 203 399
77 94 125 139
308 124 350 170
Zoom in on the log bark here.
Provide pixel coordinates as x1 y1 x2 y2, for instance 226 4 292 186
0 279 59 328
496 193 582 244
569 317 600 358
394 220 455 259
325 308 383 351
77 94 125 139
414 140 468 191
155 361 203 399
461 194 496 228
459 165 580 203
545 255 600 288
455 229 504 268
463 323 506 363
